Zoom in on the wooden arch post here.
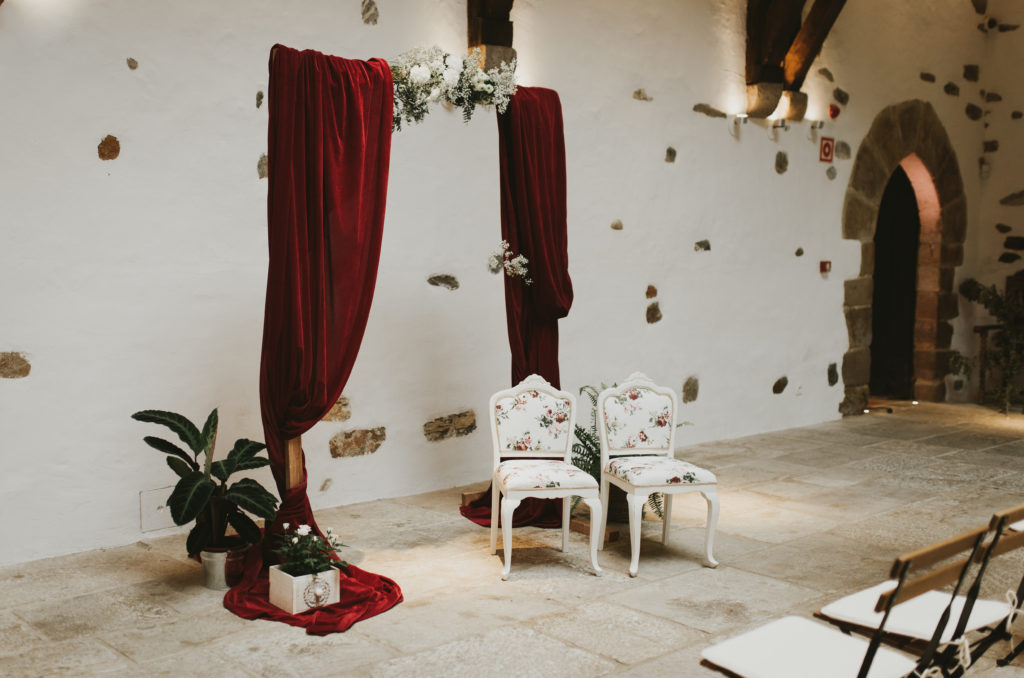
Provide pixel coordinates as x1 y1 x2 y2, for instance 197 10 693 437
285 436 303 490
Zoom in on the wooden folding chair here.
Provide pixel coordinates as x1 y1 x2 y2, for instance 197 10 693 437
700 525 992 678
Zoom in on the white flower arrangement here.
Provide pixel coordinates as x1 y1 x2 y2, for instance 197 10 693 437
488 240 532 285
390 46 517 131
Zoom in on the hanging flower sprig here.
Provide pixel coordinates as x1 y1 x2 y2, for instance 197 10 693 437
488 240 532 285
390 46 517 131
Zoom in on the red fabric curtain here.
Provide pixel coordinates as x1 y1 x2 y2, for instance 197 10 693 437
461 87 573 529
224 44 402 635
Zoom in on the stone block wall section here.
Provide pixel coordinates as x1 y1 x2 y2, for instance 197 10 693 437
840 100 966 414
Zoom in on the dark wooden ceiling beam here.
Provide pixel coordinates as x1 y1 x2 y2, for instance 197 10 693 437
747 0 806 85
783 0 847 90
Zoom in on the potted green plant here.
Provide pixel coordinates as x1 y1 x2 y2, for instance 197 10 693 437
269 523 347 614
131 408 279 589
959 279 1024 413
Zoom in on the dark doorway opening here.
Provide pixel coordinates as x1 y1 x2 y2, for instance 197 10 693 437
870 166 921 399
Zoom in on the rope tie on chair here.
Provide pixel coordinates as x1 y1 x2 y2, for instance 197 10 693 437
913 636 972 677
1006 590 1021 634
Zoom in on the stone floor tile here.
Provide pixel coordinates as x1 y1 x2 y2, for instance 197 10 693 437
703 458 821 487
366 625 616 678
597 524 770 579
608 566 820 634
0 638 133 678
865 438 969 457
778 481 932 522
532 600 707 665
711 503 840 544
104 651 254 678
100 608 250 662
392 483 481 515
0 610 48 658
917 429 1021 450
604 642 707 678
772 443 887 469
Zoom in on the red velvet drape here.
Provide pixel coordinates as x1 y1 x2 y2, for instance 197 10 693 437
461 87 573 529
224 44 402 634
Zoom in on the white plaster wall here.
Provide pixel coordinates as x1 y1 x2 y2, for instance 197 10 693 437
0 0 992 566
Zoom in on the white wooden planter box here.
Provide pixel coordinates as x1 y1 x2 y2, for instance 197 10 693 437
268 564 341 614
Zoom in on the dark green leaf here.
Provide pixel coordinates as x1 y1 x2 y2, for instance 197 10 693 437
143 436 198 468
224 478 279 520
132 410 202 455
210 458 235 483
234 457 269 472
200 409 219 455
227 510 262 544
166 455 192 479
186 521 212 555
168 472 217 525
226 439 269 471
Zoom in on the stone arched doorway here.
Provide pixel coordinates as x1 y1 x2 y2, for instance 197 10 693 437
839 100 966 415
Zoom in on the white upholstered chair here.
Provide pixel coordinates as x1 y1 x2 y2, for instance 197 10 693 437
489 374 603 580
597 373 719 576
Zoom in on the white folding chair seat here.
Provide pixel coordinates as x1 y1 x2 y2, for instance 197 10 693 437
700 616 917 678
487 375 603 580
597 373 719 576
820 580 1010 642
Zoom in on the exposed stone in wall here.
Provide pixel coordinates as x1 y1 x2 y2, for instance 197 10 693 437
774 152 788 174
844 276 873 307
834 141 851 159
633 89 653 102
795 247 804 257
860 243 875 275
997 223 1012 233
682 376 699 403
319 478 333 492
97 135 120 161
427 274 459 290
256 91 264 108
746 83 782 118
126 58 138 70
665 147 676 163
329 427 385 458
832 88 850 106
817 67 834 82
965 104 983 121
322 395 351 422
0 352 31 379
1013 111 1023 120
694 239 710 252
999 253 1021 264
826 166 838 181
646 302 662 324
845 305 872 347
1000 189 1024 206
772 377 788 394
1005 236 1024 250
610 219 623 231
984 140 999 153
839 385 869 416
827 363 838 386
986 92 1002 103
692 103 726 118
257 153 268 179
920 72 935 83
963 64 980 82
944 82 960 97
971 0 987 14
361 0 379 25
1000 24 1019 32
645 285 657 299
843 347 870 387
423 410 477 442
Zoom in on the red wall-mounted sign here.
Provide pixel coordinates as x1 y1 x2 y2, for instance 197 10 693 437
820 137 835 163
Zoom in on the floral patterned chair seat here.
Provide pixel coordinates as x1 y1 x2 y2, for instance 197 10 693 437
497 459 599 491
606 456 716 487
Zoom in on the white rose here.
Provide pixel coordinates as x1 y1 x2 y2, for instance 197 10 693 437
409 64 431 85
325 526 334 534
445 54 461 70
484 83 494 93
291 537 298 544
296 524 311 536
443 68 461 87
429 88 441 102
282 522 289 530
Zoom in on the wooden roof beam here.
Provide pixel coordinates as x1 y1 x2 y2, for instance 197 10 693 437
783 0 846 90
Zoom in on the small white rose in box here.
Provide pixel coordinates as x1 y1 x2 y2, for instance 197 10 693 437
268 524 347 615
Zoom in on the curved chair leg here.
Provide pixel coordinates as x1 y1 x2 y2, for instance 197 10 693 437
561 497 570 553
501 496 521 580
701 487 720 568
581 495 603 576
490 484 500 555
626 491 647 577
599 477 610 551
662 493 674 546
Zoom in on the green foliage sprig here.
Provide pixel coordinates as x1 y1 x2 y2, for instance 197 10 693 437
132 408 279 554
960 278 1024 413
273 524 347 577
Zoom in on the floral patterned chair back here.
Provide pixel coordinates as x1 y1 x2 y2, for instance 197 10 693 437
490 374 577 468
597 372 677 464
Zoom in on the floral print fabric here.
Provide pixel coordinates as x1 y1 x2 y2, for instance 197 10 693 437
602 387 673 450
494 389 572 453
606 456 716 486
497 459 598 490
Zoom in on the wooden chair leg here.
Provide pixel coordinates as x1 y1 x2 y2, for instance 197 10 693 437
599 477 610 551
702 487 720 568
561 497 570 553
662 493 674 545
501 496 521 580
582 495 603 576
489 484 499 555
626 492 647 577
